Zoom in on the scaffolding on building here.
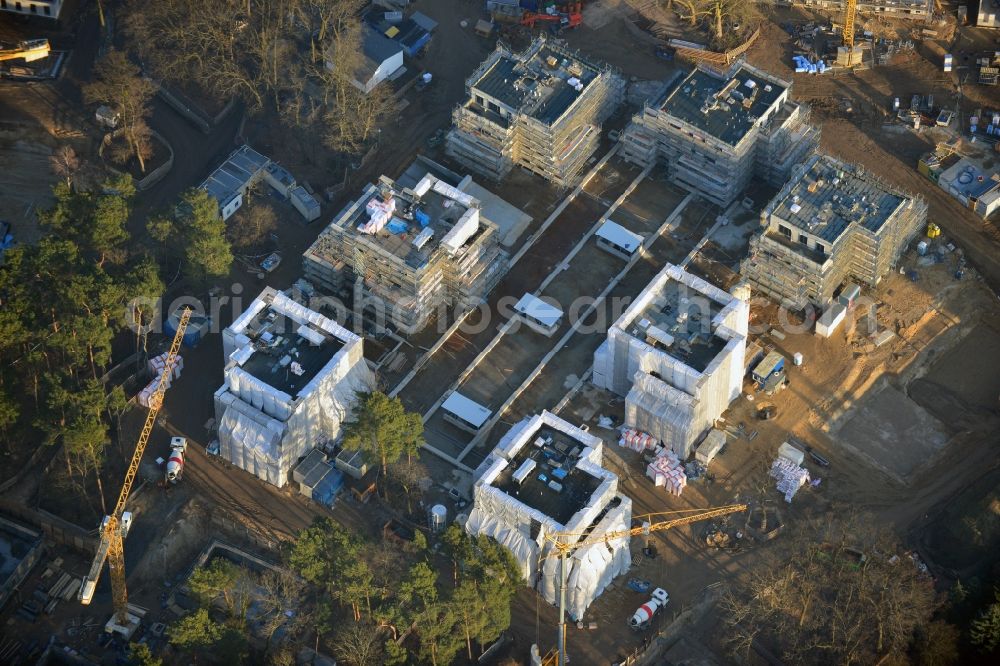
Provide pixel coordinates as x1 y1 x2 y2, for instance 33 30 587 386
303 171 509 335
741 154 928 309
446 37 624 187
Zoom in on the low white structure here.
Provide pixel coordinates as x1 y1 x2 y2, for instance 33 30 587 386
815 302 847 338
441 391 492 433
214 287 374 487
937 158 1000 220
333 30 404 94
593 263 749 458
513 293 564 336
200 145 320 222
466 411 631 621
595 219 644 260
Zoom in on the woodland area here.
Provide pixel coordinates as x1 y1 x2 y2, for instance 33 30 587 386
123 0 394 160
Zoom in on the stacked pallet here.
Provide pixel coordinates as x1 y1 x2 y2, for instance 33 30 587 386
646 449 687 496
770 457 810 503
618 428 656 452
138 352 184 408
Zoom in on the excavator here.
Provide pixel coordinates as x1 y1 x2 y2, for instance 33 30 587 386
520 2 582 31
0 39 50 63
78 308 191 638
539 503 749 666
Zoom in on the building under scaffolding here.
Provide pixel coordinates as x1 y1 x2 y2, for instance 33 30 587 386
213 287 374 488
466 410 631 621
775 0 933 20
445 37 624 187
741 153 928 309
622 63 818 207
302 158 509 335
592 264 749 458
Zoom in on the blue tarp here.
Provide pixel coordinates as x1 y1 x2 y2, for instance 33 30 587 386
312 468 345 507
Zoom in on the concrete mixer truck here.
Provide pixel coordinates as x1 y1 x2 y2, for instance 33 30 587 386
629 587 669 630
165 437 187 484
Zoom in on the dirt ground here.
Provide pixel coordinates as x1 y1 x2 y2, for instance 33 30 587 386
3 1 1000 663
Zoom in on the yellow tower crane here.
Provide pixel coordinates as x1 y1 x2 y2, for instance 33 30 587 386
0 39 50 63
541 503 749 666
842 0 858 49
78 308 191 638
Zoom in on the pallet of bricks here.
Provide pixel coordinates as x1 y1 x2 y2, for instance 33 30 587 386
138 351 184 407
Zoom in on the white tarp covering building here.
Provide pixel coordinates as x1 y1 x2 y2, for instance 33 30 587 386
465 411 632 621
214 287 374 487
592 263 749 458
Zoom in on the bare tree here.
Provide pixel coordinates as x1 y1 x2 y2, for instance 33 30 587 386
84 51 157 173
228 202 278 250
49 145 81 187
721 513 936 664
332 621 386 666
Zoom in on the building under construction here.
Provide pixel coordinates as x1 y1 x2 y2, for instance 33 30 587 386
741 153 928 309
445 37 624 187
213 287 374 488
593 264 749 458
775 0 933 20
303 159 509 335
466 410 631 621
621 63 819 207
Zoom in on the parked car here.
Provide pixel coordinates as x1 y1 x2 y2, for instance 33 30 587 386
655 47 675 61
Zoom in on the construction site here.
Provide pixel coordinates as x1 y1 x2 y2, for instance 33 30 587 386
742 152 929 309
2 0 1000 664
622 63 820 206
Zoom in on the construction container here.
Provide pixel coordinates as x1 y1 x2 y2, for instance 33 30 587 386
752 350 785 384
815 303 847 338
695 429 726 465
944 54 953 72
777 442 805 467
837 283 861 309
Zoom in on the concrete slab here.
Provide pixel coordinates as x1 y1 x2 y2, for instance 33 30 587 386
833 384 949 481
460 180 534 248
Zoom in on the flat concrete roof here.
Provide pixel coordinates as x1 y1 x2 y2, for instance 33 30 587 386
772 153 907 242
661 65 787 147
490 424 602 525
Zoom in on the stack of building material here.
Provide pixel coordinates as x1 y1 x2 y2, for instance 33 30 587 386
137 375 169 408
646 450 687 496
792 55 827 74
147 352 184 381
618 428 656 452
770 457 809 503
137 352 185 407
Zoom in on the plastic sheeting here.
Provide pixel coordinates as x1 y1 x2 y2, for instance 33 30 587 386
441 207 480 255
625 372 696 457
217 395 287 486
538 496 632 621
216 289 374 487
465 411 630 620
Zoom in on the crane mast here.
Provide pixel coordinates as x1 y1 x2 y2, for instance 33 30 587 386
79 308 191 635
545 504 748 666
843 0 857 49
0 39 50 63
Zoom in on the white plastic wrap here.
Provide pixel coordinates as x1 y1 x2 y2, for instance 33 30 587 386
441 208 480 254
431 179 477 208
